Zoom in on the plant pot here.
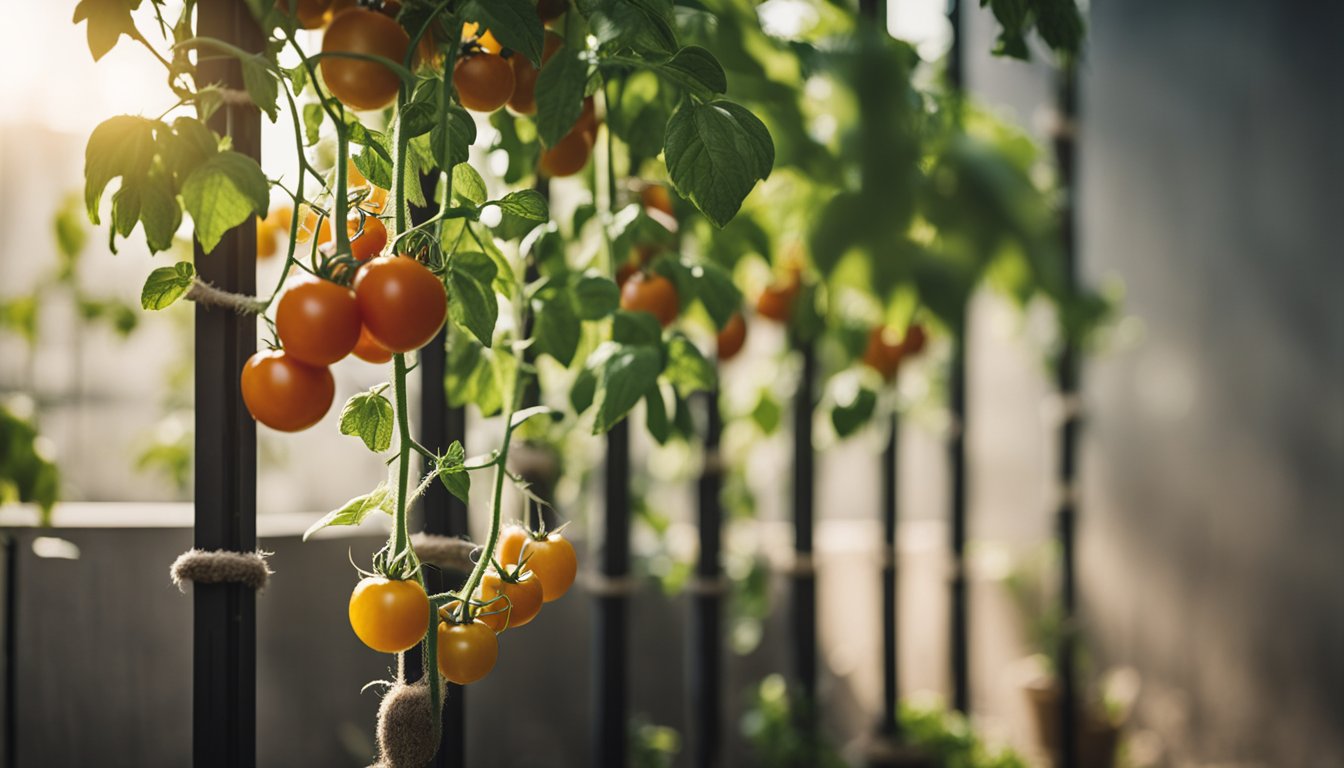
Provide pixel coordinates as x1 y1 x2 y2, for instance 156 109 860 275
1024 679 1122 768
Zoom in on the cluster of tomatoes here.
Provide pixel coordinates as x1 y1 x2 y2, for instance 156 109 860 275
241 197 445 431
615 186 751 362
293 0 594 178
347 525 578 685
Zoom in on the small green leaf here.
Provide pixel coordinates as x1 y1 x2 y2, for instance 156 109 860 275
138 170 183 253
644 384 670 443
663 333 715 397
664 99 774 227
533 287 581 365
339 386 394 452
303 482 395 541
239 54 280 122
452 163 488 207
447 250 499 347
570 273 620 320
430 103 477 170
571 367 597 413
612 310 663 346
510 405 554 430
657 46 727 96
180 150 269 253
461 0 545 66
72 0 139 61
751 390 781 434
491 189 549 221
84 115 158 222
689 262 740 328
140 262 196 310
535 46 590 147
302 103 324 145
831 385 877 438
435 441 470 504
591 342 663 433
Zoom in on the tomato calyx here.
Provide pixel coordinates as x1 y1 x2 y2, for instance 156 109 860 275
357 541 422 582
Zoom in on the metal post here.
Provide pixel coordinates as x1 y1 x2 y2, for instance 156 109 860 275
409 173 467 768
1052 58 1081 768
594 420 630 767
690 390 724 767
945 0 972 717
2 535 16 768
880 414 900 737
192 3 260 765
792 341 818 754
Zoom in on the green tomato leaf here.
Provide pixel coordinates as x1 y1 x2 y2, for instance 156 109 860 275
140 262 196 310
302 481 395 541
570 273 620 320
180 150 269 253
662 333 715 397
612 309 663 346
139 170 183 253
591 342 663 434
689 262 740 329
587 0 678 55
302 103 324 145
664 99 774 228
430 103 477 171
72 0 140 62
831 384 877 438
510 405 555 430
239 54 280 122
644 384 670 444
491 189 549 221
751 390 781 434
533 287 581 366
435 440 470 504
461 0 544 66
338 385 394 452
452 163 488 207
571 366 597 414
84 115 158 222
657 46 727 96
535 46 590 147
447 250 499 347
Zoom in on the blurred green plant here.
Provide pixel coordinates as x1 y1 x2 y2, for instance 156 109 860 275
741 674 846 768
629 715 682 768
899 701 1030 768
0 400 59 524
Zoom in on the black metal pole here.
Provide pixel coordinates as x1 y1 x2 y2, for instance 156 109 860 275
409 173 468 768
690 389 724 767
880 413 900 737
945 0 972 717
1052 57 1081 768
193 3 260 765
594 420 630 767
791 341 818 755
2 535 16 768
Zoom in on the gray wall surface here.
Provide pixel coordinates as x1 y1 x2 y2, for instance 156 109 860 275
967 1 1344 765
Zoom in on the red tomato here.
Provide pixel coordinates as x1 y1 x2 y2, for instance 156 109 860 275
351 325 393 364
538 129 593 177
717 312 747 362
321 8 409 111
240 349 334 432
620 271 679 327
276 275 362 366
353 256 447 353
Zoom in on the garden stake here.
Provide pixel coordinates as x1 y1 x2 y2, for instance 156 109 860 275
192 2 260 764
1052 56 1082 768
3 534 16 768
792 340 819 756
691 389 725 767
945 0 972 717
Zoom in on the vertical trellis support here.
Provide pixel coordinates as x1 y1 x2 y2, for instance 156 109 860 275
945 0 972 717
690 389 725 767
192 2 260 765
791 341 818 745
879 413 901 738
594 420 631 767
1052 56 1082 768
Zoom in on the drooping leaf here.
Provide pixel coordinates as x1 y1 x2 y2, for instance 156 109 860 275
339 386 394 452
72 0 140 61
461 0 545 66
591 343 663 433
534 46 590 147
84 115 158 221
303 482 395 541
435 440 470 504
447 250 499 346
664 100 774 227
657 46 727 96
662 333 715 397
180 150 269 253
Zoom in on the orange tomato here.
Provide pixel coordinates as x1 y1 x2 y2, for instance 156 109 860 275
717 312 747 362
620 271 679 327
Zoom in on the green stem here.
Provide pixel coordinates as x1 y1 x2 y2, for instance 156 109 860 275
391 353 414 559
458 389 521 612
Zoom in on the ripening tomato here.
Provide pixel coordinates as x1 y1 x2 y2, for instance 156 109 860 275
320 213 388 262
275 275 362 366
351 325 393 364
506 36 560 116
717 312 747 362
348 576 429 654
641 185 674 218
256 217 279 259
537 0 568 22
266 204 294 232
620 271 679 327
496 524 530 566
353 256 447 353
276 0 331 28
862 326 904 381
240 349 335 432
437 620 498 684
755 279 799 323
454 52 515 113
538 129 593 177
902 323 927 356
321 8 409 111
506 532 577 603
475 568 543 632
